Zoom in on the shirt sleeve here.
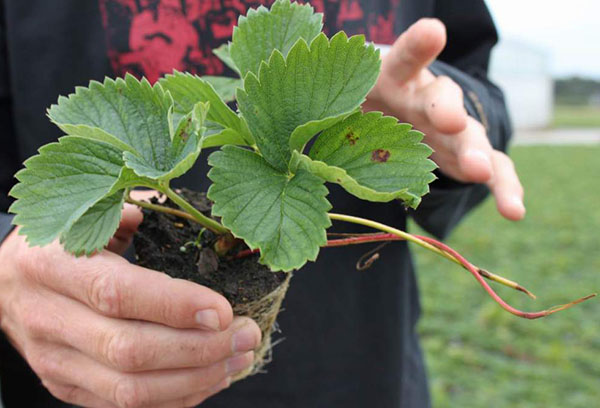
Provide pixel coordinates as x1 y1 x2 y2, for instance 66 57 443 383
0 213 13 244
0 0 18 244
408 0 513 239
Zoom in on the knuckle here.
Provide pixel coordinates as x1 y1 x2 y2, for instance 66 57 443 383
14 247 39 279
19 297 66 340
106 330 148 372
21 305 53 338
113 377 148 408
494 151 514 168
197 339 220 366
88 271 122 316
43 381 64 399
17 245 58 283
30 350 61 379
44 382 79 404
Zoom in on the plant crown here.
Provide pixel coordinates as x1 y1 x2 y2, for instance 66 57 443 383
9 0 437 272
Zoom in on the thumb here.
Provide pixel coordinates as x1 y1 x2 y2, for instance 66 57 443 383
107 190 160 254
106 202 144 255
382 18 447 84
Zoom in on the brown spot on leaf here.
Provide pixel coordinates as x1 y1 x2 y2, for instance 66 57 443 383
371 149 391 162
345 130 358 146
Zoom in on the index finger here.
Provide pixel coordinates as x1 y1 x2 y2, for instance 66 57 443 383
382 18 447 84
27 243 233 331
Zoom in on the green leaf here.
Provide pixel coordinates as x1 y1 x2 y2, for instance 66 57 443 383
61 191 126 256
159 71 253 146
48 74 173 163
8 137 141 248
123 102 207 180
208 146 331 272
47 74 208 182
213 44 239 74
229 0 323 78
201 128 251 149
237 32 381 171
291 112 437 208
202 76 242 102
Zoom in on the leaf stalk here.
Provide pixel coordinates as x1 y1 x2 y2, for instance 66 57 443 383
125 189 228 235
125 196 197 223
162 187 229 235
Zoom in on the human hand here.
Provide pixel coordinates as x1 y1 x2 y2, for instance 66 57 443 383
364 19 525 221
0 200 261 408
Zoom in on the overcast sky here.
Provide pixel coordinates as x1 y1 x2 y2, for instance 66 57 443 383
486 0 600 79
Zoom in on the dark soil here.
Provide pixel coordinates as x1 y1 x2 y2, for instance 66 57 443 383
133 189 287 307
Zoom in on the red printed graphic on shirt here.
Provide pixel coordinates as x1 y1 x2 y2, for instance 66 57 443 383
99 0 400 83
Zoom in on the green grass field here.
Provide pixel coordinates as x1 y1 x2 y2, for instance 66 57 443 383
552 105 600 128
411 145 600 407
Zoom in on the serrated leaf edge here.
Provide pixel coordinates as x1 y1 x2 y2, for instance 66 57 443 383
207 146 332 272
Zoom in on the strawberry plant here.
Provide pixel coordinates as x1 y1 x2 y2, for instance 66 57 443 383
8 0 594 380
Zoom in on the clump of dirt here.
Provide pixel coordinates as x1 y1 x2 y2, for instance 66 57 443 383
133 189 291 379
133 188 287 307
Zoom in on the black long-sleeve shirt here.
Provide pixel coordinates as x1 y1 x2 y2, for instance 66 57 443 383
0 1 511 407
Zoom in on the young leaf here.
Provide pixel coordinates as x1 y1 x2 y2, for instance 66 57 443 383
124 101 208 180
208 146 331 272
159 71 253 147
229 0 323 78
8 137 139 248
202 76 242 103
237 32 381 171
213 44 239 74
292 112 437 208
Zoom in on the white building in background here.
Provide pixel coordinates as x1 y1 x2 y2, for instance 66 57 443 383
490 39 554 129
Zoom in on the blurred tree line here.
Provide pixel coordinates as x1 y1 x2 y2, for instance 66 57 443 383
555 77 600 106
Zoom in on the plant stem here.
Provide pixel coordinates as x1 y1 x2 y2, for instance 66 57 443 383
328 213 457 263
123 198 595 319
325 233 536 299
235 233 535 297
327 213 596 319
163 187 229 235
125 196 197 223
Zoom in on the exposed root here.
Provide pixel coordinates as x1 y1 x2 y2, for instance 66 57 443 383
234 235 536 299
231 273 292 382
356 243 388 271
416 235 596 319
234 230 595 320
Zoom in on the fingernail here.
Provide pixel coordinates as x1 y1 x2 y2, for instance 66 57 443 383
232 324 259 352
226 351 254 375
209 376 231 394
195 309 220 331
511 196 526 214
